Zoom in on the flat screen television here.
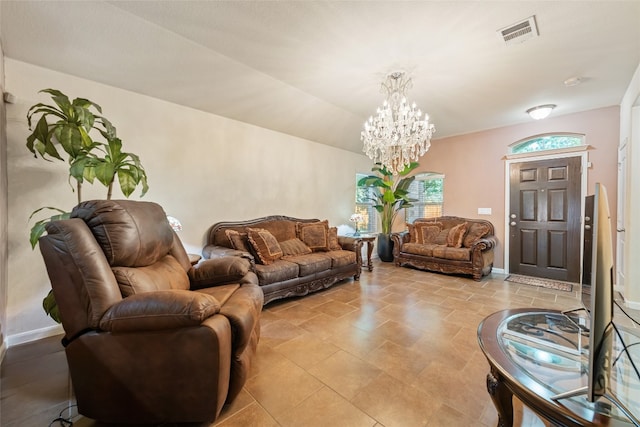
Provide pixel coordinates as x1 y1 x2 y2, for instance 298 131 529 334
584 182 614 402
553 183 640 425
553 182 614 402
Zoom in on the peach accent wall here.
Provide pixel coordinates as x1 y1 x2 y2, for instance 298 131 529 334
414 106 620 270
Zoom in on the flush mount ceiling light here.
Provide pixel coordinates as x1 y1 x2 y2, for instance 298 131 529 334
526 104 556 120
564 77 582 87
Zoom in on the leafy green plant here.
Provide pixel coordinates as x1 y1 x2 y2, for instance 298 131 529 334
26 88 148 247
26 89 149 322
28 207 70 249
357 162 419 234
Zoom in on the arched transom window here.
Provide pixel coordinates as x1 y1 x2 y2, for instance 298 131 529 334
510 134 585 154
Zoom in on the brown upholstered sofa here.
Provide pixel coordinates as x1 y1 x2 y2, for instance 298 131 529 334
39 200 263 424
203 215 362 305
391 216 497 281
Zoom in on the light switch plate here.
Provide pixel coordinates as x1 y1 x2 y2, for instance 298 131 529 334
478 208 492 215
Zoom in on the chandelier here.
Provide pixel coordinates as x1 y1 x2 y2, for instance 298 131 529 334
361 71 435 175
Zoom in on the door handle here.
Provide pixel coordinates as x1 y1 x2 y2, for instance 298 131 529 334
617 228 625 232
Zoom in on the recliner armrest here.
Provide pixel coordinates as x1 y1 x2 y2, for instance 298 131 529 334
202 244 254 262
189 257 253 289
99 290 221 333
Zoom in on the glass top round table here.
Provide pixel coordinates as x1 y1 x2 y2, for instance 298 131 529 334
477 308 640 427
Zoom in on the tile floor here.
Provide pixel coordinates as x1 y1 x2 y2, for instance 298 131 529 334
2 261 633 427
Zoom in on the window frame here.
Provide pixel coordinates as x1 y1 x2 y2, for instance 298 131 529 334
355 173 379 234
509 133 585 154
405 172 445 224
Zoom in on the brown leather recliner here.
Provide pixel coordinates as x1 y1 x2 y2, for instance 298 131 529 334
38 199 263 424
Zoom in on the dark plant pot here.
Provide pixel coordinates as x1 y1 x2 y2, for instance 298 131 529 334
377 233 394 262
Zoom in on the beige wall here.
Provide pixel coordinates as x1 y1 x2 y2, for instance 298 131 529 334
414 106 620 271
4 59 372 343
620 62 640 307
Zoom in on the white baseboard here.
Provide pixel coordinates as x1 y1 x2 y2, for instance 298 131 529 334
7 324 64 347
624 299 640 311
491 267 506 275
615 286 640 310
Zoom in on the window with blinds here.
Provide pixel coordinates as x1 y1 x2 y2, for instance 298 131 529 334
355 173 379 233
405 173 444 223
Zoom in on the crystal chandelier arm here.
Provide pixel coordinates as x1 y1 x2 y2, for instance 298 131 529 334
362 72 435 175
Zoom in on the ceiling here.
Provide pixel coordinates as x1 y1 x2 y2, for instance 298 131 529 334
2 1 639 154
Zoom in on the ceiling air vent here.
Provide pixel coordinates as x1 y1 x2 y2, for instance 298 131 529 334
498 16 539 46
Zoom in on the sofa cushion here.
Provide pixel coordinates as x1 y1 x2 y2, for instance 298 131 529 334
463 222 491 248
247 228 283 265
225 229 251 252
433 228 450 245
438 218 466 230
72 199 174 268
279 238 312 256
415 222 442 244
254 260 299 285
296 220 330 251
447 222 468 248
284 253 332 276
327 227 342 251
406 223 417 243
402 242 438 257
325 250 357 268
112 255 190 296
254 219 298 242
432 245 471 261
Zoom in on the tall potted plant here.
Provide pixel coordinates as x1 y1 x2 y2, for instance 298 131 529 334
26 88 149 321
357 162 418 261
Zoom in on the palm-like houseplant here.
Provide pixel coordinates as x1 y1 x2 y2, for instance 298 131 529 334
357 162 418 261
26 88 149 321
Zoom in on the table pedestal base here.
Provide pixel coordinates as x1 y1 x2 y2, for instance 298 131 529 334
487 368 513 427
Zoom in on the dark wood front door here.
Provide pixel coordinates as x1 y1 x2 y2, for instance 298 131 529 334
509 157 581 282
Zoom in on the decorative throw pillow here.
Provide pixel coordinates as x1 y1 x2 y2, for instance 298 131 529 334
327 227 342 251
279 238 313 256
225 229 250 252
463 223 491 248
246 228 283 265
296 220 330 251
447 222 468 248
406 223 417 243
434 228 450 246
414 222 442 244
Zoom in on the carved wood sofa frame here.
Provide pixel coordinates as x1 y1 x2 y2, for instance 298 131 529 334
391 216 497 281
203 215 362 305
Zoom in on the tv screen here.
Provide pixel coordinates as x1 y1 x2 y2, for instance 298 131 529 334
585 182 614 402
553 183 614 403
